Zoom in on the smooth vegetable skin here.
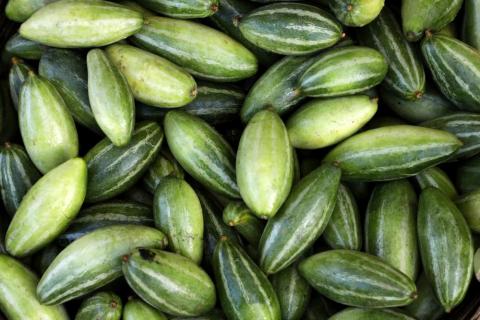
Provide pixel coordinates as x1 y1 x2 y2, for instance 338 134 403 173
123 298 167 320
456 155 480 194
299 250 417 308
75 292 122 320
404 273 444 320
0 254 68 320
456 189 480 233
463 0 480 50
9 58 32 110
5 0 55 22
418 187 474 312
6 158 87 257
330 308 414 320
329 0 384 27
137 0 219 18
19 0 144 47
415 167 457 200
323 125 462 181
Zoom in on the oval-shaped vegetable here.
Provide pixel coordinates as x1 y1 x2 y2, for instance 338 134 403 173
456 189 480 233
19 72 78 174
287 95 377 149
239 3 343 55
39 48 99 131
299 250 417 308
0 254 68 320
329 0 384 27
456 155 480 193
357 7 425 99
123 249 216 317
85 121 163 203
323 125 462 181
223 201 264 246
462 0 480 50
75 292 122 320
123 298 167 320
213 237 281 320
19 0 144 47
0 143 41 217
422 34 480 112
422 113 480 159
137 0 218 18
132 16 257 82
33 244 61 275
418 187 473 312
106 44 197 108
380 85 456 123
9 58 32 110
164 111 239 198
415 167 457 200
237 110 293 219
5 33 46 60
330 308 414 320
323 184 362 250
365 179 419 280
271 263 311 320
143 148 184 193
58 201 154 245
240 55 313 122
154 178 203 263
6 158 86 257
37 225 168 305
87 48 134 146
404 273 445 320
5 0 54 22
401 0 463 41
259 164 341 274
299 46 388 97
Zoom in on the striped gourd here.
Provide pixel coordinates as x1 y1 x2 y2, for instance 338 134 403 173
154 178 203 263
328 0 384 27
5 0 54 22
323 184 362 250
85 121 163 203
5 33 45 60
402 0 463 41
106 44 197 108
259 164 341 274
403 273 444 320
131 17 257 82
137 0 218 18
58 201 154 245
476 249 480 281
0 143 41 217
239 3 343 55
143 148 184 193
75 292 122 320
223 201 264 246
456 155 480 193
455 189 480 233
123 298 167 320
117 1 155 16
330 308 414 320
122 249 216 317
39 48 98 131
271 262 311 320
422 113 480 159
164 111 239 198
87 48 134 146
0 254 68 320
240 55 314 122
365 180 419 280
19 72 78 174
418 187 474 312
299 250 417 308
237 110 293 219
286 95 377 149
6 158 87 257
415 167 457 200
8 58 32 110
380 85 456 124
37 225 168 305
32 244 61 275
462 0 480 50
323 125 462 181
209 0 278 66
298 46 388 98
19 0 144 47
357 7 425 100
213 237 281 320
421 34 480 112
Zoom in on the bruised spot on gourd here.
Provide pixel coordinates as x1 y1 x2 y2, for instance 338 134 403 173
139 248 156 261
